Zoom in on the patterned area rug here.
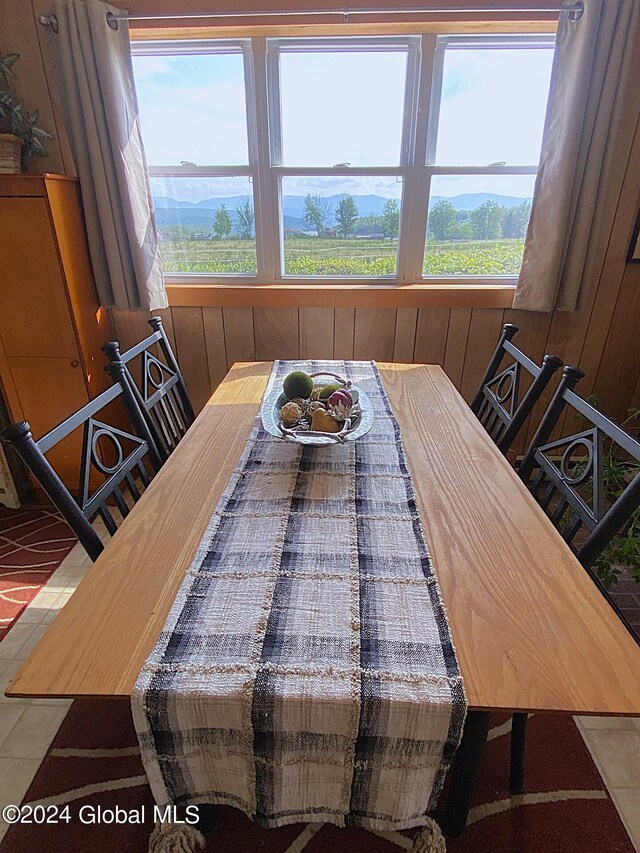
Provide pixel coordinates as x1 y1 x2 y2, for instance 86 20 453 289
1 701 633 852
0 506 76 641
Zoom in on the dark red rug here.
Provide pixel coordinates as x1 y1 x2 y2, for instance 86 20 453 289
0 506 76 641
1 700 633 852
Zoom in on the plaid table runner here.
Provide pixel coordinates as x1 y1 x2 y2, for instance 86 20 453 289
132 360 466 832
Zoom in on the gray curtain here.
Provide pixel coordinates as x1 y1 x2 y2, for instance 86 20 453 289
48 0 166 311
514 0 640 312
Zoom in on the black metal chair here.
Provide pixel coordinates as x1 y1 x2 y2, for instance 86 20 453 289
102 317 196 462
509 365 640 794
471 323 563 455
1 373 163 562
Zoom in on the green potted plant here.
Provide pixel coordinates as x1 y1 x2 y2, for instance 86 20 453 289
0 52 53 173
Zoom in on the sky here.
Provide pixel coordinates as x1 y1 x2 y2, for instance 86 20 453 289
132 41 554 203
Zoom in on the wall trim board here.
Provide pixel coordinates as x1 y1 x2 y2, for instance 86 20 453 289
165 283 517 310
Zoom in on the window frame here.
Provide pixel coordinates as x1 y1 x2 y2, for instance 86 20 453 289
131 32 554 291
421 34 554 279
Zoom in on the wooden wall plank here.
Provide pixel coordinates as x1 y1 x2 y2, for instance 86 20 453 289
539 108 640 443
30 0 76 174
443 308 472 390
629 369 640 415
459 308 505 404
592 262 640 418
170 307 210 413
413 308 450 366
109 309 151 354
393 308 418 363
1 1 66 174
299 308 334 359
334 309 355 359
202 306 228 392
222 307 255 368
503 308 554 453
354 308 397 361
253 307 299 360
155 308 177 353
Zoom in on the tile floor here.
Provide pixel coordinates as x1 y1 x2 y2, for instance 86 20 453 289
0 534 639 849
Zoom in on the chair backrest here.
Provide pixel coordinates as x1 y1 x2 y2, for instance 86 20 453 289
519 365 640 641
471 323 563 454
102 317 196 462
1 381 163 562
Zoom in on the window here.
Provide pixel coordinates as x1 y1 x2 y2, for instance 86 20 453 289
131 34 554 285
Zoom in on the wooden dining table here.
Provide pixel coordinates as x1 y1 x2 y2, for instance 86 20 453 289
7 361 640 836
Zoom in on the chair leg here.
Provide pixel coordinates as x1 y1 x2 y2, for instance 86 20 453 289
510 713 528 795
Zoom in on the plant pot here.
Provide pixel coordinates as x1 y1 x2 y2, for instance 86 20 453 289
0 133 22 174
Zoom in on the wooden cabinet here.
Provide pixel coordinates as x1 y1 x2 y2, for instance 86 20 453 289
0 174 112 491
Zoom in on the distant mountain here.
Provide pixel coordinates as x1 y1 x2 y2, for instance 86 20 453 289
153 196 200 210
152 192 532 232
193 195 252 210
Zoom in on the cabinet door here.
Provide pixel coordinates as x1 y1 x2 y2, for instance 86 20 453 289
0 198 78 360
8 356 89 492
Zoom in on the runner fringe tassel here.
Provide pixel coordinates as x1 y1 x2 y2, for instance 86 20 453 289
148 821 206 853
410 818 447 853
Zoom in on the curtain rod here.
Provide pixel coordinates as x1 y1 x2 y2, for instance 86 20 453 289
38 2 584 31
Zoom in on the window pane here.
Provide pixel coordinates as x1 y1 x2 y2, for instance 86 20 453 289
281 177 402 276
279 48 407 166
151 176 256 274
423 174 536 277
132 52 249 166
434 43 554 166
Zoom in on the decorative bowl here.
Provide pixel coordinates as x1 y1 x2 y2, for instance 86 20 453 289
261 371 374 446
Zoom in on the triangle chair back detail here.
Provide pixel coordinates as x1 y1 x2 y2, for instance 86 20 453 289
102 317 196 462
1 380 163 562
471 323 563 455
510 365 640 796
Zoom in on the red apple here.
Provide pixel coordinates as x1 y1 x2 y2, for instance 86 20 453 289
328 389 352 409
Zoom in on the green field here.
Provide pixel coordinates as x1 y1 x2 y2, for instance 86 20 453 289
160 237 525 277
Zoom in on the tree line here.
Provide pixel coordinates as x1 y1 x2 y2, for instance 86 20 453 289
303 194 399 239
427 198 531 242
162 194 531 243
206 199 255 240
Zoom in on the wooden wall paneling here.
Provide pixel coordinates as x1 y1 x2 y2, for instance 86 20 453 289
170 307 210 413
299 308 335 359
154 308 176 352
354 308 397 361
542 106 640 442
109 309 152 354
202 306 228 392
629 367 640 414
503 309 553 364
253 307 299 360
443 308 471 390
529 307 592 448
393 308 419 363
459 308 505 404
413 308 450 366
222 307 255 368
1 1 65 174
502 308 554 454
559 76 640 423
30 0 76 173
592 262 640 419
334 308 355 359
